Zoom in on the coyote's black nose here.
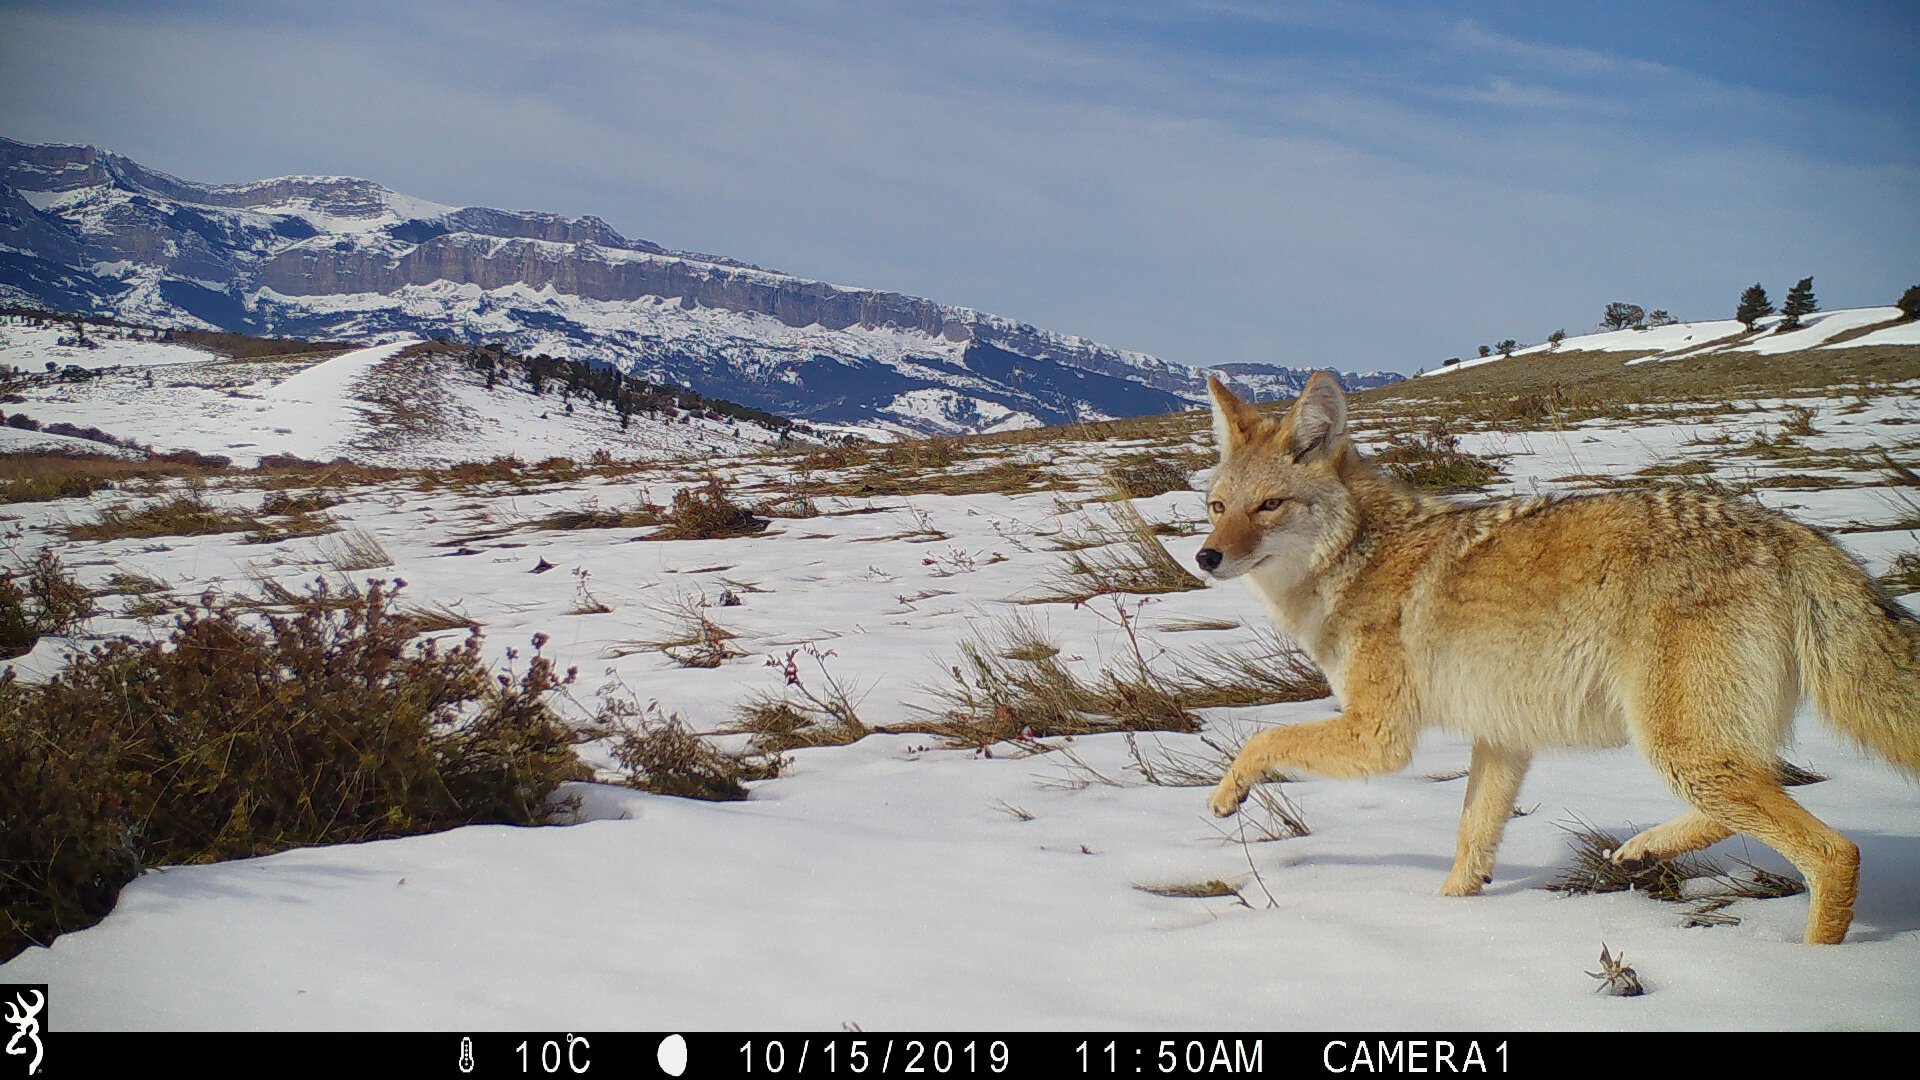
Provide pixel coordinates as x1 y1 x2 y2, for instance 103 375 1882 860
1196 548 1223 573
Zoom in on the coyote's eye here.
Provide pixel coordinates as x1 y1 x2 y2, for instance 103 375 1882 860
1208 500 1225 515
1258 497 1286 512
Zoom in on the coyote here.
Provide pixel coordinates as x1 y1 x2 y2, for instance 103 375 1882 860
1199 372 1919 943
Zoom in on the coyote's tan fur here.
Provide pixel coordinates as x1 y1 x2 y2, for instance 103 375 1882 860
1199 372 1920 944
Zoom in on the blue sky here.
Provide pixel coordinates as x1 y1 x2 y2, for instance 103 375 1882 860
2 0 1915 373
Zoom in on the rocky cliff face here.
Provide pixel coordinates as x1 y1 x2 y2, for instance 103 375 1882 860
0 136 1398 433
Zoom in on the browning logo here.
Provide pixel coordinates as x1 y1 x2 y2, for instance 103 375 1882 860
2 986 44 1077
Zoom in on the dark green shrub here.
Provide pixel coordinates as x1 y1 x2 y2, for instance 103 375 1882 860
1896 284 1920 321
0 549 93 658
0 579 592 961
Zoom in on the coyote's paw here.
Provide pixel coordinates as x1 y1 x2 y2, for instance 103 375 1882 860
1208 782 1245 818
1438 871 1486 897
1606 840 1653 873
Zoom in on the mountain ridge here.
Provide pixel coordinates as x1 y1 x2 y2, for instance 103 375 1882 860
0 136 1400 434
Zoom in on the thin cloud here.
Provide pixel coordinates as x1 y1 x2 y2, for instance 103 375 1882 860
0 0 1913 373
1443 17 1639 76
1449 77 1609 112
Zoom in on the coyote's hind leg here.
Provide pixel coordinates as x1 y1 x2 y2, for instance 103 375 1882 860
1609 810 1732 870
1640 746 1859 943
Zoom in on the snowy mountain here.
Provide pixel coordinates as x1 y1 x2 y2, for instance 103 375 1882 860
0 137 1400 434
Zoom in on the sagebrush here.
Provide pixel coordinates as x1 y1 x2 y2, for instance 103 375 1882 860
0 579 593 961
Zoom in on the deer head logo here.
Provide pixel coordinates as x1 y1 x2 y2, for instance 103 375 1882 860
4 989 43 1076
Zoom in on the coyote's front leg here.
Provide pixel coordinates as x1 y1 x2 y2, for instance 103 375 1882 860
1438 741 1532 896
1209 710 1413 817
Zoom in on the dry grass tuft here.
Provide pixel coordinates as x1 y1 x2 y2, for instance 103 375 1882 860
909 457 1066 497
1134 879 1242 899
67 491 264 541
1781 405 1819 437
726 644 869 752
1881 455 1920 488
794 444 1067 500
1372 423 1505 492
1880 551 1920 595
566 568 613 615
1636 460 1713 478
1545 820 1805 929
1153 615 1242 632
601 699 784 802
0 450 238 505
398 600 481 633
1166 629 1331 708
99 570 170 597
316 526 395 571
991 799 1035 821
535 495 664 532
916 607 1198 744
259 489 343 516
653 477 769 540
1234 785 1313 842
244 510 339 544
1545 821 1718 902
914 604 1329 748
1106 454 1199 500
874 436 965 472
1125 733 1310 839
1029 499 1205 604
619 595 744 667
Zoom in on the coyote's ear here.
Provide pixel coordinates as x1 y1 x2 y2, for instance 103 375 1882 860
1282 371 1347 462
1208 375 1264 460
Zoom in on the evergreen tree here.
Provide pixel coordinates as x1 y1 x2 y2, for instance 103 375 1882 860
1477 344 1491 358
1735 283 1773 330
1897 284 1920 321
1547 329 1566 350
1496 338 1517 357
1601 302 1645 331
1778 276 1817 330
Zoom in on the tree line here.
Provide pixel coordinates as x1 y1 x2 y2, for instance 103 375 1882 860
1442 279 1920 367
448 344 808 437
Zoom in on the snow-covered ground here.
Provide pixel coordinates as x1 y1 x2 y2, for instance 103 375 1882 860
1420 306 1915 375
0 324 832 466
1736 307 1904 356
1837 319 1920 349
2 348 1918 1031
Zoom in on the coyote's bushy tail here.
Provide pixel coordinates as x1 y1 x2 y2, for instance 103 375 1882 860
1795 545 1920 778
